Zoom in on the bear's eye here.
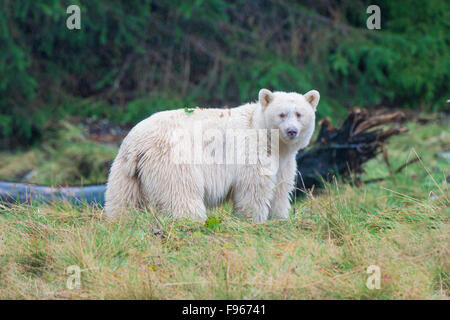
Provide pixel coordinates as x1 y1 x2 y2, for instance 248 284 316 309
279 113 287 119
295 112 302 118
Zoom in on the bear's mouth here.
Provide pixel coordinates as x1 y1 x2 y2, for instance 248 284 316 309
280 133 298 144
282 130 299 140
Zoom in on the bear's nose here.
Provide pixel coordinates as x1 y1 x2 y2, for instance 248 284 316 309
286 128 298 139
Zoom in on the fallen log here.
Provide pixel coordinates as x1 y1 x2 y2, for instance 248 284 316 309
296 108 408 193
0 181 105 205
0 109 408 205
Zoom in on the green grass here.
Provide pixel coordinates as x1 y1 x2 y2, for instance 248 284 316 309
0 121 117 185
0 120 448 299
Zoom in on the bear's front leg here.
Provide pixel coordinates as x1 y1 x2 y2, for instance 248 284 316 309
269 157 297 220
232 172 275 223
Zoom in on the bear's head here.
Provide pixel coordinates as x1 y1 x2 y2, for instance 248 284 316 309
258 88 320 149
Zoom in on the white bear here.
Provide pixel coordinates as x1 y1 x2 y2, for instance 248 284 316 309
104 89 319 223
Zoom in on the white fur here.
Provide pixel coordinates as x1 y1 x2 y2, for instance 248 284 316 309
104 89 319 223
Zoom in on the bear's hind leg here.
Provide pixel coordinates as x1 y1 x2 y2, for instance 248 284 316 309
104 158 143 218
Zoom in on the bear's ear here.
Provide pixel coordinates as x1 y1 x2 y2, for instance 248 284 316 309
259 89 274 109
304 90 320 111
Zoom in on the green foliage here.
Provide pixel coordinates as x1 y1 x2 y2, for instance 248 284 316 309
0 121 117 185
0 0 448 147
120 94 192 124
205 217 222 232
184 107 195 114
328 0 450 110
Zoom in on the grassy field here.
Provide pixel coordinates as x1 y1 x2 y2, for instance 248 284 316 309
0 121 117 186
0 119 448 299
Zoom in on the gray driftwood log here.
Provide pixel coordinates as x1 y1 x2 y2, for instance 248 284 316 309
0 181 105 205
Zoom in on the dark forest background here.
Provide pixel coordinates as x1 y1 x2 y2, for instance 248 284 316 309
1 0 449 148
